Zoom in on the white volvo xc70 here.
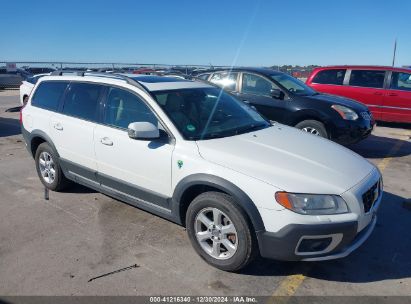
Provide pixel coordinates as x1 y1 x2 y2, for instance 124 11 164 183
20 72 382 271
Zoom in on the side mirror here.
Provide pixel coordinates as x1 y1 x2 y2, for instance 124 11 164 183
270 89 284 100
127 122 160 140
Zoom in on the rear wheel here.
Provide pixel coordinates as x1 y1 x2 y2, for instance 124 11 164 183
35 142 69 191
295 119 328 138
186 192 257 272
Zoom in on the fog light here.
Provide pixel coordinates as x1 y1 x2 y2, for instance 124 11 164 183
298 237 332 253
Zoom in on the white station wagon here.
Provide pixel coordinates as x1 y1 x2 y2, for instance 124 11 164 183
20 72 383 271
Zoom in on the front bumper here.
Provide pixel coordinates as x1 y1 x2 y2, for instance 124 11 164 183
257 215 377 261
330 117 375 145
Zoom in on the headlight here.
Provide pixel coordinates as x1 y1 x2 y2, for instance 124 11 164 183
331 105 359 120
275 192 349 215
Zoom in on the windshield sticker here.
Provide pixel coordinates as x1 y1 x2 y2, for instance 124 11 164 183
186 124 196 132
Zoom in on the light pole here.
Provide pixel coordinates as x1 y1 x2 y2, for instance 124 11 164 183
392 38 397 67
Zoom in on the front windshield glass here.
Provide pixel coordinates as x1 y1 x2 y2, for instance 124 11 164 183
152 87 269 140
270 74 317 96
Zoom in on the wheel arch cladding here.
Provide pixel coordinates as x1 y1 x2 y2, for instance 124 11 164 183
172 174 265 232
29 130 59 158
292 109 327 126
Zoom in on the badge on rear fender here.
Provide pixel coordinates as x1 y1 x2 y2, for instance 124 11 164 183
177 160 184 169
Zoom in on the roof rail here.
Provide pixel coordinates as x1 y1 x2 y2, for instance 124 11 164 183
51 70 85 76
49 70 150 95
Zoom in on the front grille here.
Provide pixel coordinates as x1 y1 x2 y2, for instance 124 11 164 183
360 112 372 120
362 181 379 213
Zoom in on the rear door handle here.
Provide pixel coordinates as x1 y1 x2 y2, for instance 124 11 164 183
100 137 113 146
53 123 63 131
388 93 398 97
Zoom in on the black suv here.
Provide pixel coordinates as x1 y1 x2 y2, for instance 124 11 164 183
198 68 374 145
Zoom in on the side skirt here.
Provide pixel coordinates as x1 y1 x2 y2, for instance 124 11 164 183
59 159 180 224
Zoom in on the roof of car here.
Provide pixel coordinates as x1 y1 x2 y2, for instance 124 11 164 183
124 74 212 91
198 67 284 76
312 65 411 73
41 73 213 92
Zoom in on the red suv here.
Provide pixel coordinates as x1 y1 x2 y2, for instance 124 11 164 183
306 66 411 123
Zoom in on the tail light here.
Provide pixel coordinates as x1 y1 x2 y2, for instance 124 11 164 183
19 103 26 124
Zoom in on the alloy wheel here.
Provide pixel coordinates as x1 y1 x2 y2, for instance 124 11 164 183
38 151 56 184
302 127 320 136
194 207 238 260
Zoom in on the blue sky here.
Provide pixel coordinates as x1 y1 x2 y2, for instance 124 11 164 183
1 0 410 66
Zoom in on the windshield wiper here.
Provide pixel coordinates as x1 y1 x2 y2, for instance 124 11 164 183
234 123 268 135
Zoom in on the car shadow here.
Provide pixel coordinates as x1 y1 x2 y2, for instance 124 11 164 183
348 134 411 158
377 121 411 130
241 191 411 284
0 117 21 137
61 182 97 194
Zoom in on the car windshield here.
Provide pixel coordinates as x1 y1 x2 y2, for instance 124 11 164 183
270 74 317 96
152 87 270 140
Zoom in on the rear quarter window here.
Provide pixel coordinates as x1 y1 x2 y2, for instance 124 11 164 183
31 81 69 111
312 69 346 85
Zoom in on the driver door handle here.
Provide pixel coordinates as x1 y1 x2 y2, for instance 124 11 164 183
53 123 63 131
100 137 113 146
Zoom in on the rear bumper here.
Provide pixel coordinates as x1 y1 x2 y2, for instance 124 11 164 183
257 215 377 261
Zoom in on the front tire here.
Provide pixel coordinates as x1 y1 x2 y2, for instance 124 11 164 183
35 142 69 191
186 192 257 272
295 119 328 138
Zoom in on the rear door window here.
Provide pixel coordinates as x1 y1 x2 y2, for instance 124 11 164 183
209 72 238 91
31 81 69 111
349 70 386 88
242 73 278 96
62 82 104 122
312 69 346 85
390 72 411 91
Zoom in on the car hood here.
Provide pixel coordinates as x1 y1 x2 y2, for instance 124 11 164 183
306 93 369 112
196 124 374 194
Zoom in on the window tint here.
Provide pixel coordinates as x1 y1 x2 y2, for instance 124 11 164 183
349 70 385 88
104 87 157 129
31 81 68 111
210 72 238 91
242 73 277 96
62 82 103 121
390 72 411 92
312 69 346 85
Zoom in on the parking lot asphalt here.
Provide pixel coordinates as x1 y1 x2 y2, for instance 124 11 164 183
0 90 410 296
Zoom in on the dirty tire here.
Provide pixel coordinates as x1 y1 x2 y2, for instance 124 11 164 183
34 142 69 191
295 119 328 138
186 191 257 272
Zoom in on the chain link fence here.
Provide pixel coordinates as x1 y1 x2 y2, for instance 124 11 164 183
0 61 317 89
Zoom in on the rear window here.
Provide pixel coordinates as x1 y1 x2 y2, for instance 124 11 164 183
312 69 346 85
62 82 103 122
349 70 385 88
197 73 210 80
31 81 69 111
